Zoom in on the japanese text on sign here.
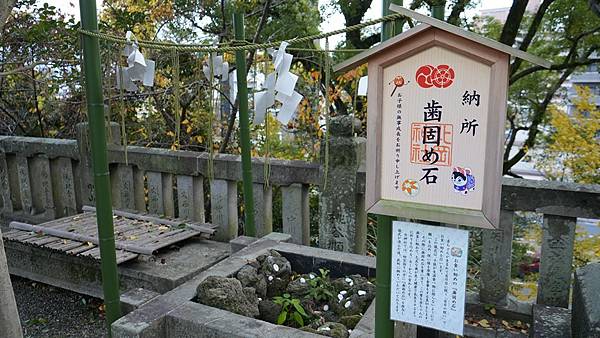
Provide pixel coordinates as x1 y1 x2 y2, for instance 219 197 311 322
390 221 469 336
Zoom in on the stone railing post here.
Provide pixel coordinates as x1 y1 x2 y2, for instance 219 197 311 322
0 154 13 217
479 210 514 305
210 179 238 242
76 121 120 206
319 115 365 253
253 183 273 238
282 183 309 245
537 214 576 308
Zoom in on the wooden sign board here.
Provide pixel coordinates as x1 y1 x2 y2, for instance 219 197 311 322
369 27 508 229
333 8 550 229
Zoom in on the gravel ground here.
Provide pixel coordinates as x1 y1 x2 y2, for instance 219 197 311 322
11 276 107 338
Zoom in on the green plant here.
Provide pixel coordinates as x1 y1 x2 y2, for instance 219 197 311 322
305 268 335 302
272 293 308 327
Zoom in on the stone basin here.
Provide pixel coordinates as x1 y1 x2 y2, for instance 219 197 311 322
111 233 377 337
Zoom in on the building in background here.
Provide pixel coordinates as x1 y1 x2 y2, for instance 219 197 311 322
566 53 600 115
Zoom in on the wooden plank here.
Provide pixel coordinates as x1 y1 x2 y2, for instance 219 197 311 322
82 206 216 234
2 230 26 240
67 244 97 255
9 221 156 255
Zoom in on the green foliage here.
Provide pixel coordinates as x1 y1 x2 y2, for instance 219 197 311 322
305 268 335 302
272 293 308 327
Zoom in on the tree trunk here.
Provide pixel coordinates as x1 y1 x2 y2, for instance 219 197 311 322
0 0 16 30
0 227 23 338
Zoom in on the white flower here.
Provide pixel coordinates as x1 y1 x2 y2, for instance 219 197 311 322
268 275 274 281
309 273 315 279
318 327 331 332
340 290 347 295
344 301 352 308
323 305 329 311
337 294 344 301
300 278 306 283
358 290 367 296
273 264 279 272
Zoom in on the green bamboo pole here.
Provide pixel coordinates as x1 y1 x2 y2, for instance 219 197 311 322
432 4 445 20
381 0 404 41
78 0 122 333
233 11 256 237
375 2 403 337
375 215 394 338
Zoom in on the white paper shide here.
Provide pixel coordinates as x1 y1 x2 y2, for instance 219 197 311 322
117 31 155 91
390 221 469 336
253 42 303 125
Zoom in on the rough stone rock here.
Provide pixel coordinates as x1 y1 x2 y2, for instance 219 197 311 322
260 254 292 297
260 254 292 277
236 264 267 298
286 274 312 298
330 275 375 316
300 326 321 335
196 276 259 318
316 322 349 338
258 299 283 324
339 315 361 329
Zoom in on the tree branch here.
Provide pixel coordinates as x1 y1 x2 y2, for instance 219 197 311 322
510 0 555 76
499 0 529 46
447 0 471 26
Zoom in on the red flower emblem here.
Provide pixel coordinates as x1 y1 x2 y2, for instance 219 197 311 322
431 65 455 88
415 64 455 89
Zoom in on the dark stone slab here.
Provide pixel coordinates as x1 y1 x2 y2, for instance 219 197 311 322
573 263 600 338
532 304 571 338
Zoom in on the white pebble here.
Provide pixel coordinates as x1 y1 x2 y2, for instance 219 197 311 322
344 300 352 308
273 264 279 272
358 290 367 296
337 294 344 301
318 327 331 332
340 290 347 295
300 278 306 283
323 305 329 311
268 275 274 281
309 273 315 279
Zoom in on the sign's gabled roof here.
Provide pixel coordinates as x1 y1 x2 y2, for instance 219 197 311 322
333 5 551 73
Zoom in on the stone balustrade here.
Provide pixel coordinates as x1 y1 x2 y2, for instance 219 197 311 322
1 124 599 313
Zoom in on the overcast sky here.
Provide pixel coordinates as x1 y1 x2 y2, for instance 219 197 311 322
47 1 514 21
44 0 513 46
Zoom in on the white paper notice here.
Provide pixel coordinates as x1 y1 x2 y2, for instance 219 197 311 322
390 221 468 336
357 76 368 96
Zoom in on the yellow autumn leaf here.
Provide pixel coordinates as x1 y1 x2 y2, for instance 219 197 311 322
478 319 490 328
